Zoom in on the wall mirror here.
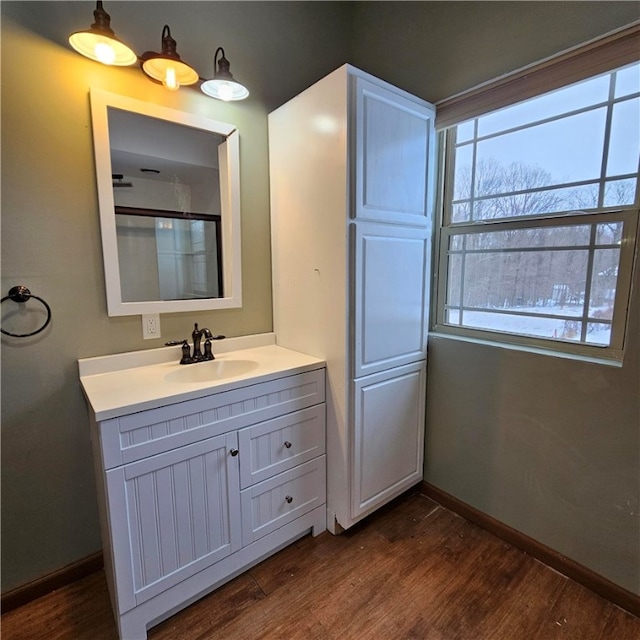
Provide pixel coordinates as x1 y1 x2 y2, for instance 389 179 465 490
90 89 242 316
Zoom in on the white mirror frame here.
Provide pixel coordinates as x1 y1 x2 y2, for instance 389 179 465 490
90 88 242 316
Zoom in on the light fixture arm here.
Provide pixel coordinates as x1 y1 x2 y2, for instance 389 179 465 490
160 25 180 60
90 1 115 36
214 47 233 79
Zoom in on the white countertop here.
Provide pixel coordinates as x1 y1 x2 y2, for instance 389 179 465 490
79 335 325 421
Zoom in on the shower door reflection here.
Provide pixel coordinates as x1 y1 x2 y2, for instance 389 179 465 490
115 207 222 302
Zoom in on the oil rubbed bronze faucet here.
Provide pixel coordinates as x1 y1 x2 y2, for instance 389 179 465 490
179 323 225 364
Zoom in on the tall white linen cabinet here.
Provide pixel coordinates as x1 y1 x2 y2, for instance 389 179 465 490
269 64 436 533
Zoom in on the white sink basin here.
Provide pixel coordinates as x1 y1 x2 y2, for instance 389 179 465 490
164 359 259 384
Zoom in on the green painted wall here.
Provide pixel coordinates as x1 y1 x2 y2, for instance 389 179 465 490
350 2 640 594
0 1 352 592
2 0 638 597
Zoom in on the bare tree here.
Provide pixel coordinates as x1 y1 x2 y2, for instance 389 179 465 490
449 159 625 315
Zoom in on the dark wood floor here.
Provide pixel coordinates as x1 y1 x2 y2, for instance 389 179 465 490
2 492 639 640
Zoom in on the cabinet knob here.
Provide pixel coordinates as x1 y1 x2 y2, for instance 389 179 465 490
284 441 292 449
285 495 293 504
229 448 239 457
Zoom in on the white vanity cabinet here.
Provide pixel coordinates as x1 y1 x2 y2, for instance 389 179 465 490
104 432 242 613
84 359 326 640
269 65 435 533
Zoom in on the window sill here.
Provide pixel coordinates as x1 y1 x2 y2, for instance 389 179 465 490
428 329 624 368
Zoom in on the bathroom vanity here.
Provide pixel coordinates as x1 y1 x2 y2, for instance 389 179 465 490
79 334 326 639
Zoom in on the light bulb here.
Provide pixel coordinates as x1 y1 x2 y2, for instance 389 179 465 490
94 40 116 65
200 78 249 101
163 67 180 91
217 82 234 101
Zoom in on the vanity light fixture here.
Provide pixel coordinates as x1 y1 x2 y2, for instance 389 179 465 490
68 1 137 66
201 48 250 101
141 25 199 91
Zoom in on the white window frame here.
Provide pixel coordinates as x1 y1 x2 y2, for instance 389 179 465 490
432 56 640 364
433 206 638 362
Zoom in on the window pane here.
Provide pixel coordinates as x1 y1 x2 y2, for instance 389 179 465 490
453 143 474 200
589 248 620 316
596 221 623 244
450 235 464 251
476 108 607 187
457 120 475 143
451 225 592 251
454 183 600 221
614 62 640 98
452 202 471 223
477 75 610 137
607 97 640 177
450 309 585 342
587 323 612 345
458 249 588 312
603 179 637 207
446 253 463 313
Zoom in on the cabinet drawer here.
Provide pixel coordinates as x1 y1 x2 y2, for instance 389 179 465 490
238 405 325 489
240 456 326 545
98 368 325 469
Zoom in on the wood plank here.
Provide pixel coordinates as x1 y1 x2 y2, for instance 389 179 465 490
150 573 265 639
530 580 617 640
421 481 640 618
2 491 638 640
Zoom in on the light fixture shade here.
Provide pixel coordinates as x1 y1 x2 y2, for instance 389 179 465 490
68 1 136 66
141 25 199 90
201 48 249 101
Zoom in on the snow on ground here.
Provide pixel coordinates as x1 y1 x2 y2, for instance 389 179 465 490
448 304 611 345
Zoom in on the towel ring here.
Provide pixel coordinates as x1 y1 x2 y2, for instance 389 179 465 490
1 285 52 337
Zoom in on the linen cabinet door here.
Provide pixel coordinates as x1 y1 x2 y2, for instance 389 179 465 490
105 432 241 612
351 362 425 520
352 222 429 378
352 76 435 226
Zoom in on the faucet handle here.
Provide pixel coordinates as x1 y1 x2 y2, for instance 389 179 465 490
179 340 194 365
202 339 215 361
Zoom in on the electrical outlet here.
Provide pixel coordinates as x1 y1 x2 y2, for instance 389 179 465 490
142 314 161 340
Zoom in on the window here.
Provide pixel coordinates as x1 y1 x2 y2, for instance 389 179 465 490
435 61 639 362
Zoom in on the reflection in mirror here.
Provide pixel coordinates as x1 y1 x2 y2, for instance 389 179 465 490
90 89 242 316
114 206 223 302
109 109 225 302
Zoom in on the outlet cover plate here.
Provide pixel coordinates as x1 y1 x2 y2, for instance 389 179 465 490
142 314 161 340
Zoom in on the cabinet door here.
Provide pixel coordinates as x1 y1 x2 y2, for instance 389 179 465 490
351 362 425 520
352 222 429 378
353 76 435 226
105 433 241 612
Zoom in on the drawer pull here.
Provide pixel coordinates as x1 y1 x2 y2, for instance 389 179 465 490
229 448 239 457
285 495 293 504
284 441 292 449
